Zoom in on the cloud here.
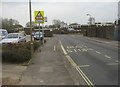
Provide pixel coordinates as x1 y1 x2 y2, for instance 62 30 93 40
2 2 118 26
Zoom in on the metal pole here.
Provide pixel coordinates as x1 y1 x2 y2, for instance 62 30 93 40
39 23 40 43
42 24 44 45
29 0 33 57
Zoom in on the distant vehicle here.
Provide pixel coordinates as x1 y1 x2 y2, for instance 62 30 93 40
0 33 26 44
67 28 75 32
34 32 43 40
0 29 8 40
32 31 35 36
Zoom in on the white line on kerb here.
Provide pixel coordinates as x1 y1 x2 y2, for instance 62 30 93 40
54 45 56 51
95 51 101 54
105 55 111 59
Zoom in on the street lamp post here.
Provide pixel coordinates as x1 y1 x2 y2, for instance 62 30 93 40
29 0 33 57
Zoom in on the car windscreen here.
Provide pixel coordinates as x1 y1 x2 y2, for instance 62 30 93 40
2 31 8 36
35 32 42 35
6 34 18 38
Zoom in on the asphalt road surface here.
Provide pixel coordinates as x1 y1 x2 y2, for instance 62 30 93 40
58 34 119 85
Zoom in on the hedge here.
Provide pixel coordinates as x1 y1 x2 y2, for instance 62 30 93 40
2 41 41 63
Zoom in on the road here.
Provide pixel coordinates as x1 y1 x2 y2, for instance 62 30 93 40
58 34 119 85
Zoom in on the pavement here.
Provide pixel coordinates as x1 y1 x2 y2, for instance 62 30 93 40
2 63 27 85
18 36 76 85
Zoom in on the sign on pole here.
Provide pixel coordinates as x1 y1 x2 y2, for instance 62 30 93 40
34 11 44 24
44 17 47 22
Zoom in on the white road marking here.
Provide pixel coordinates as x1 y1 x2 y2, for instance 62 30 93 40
115 60 119 63
89 48 93 51
81 48 87 52
67 49 73 53
39 80 44 83
107 63 118 66
78 49 81 52
73 49 77 52
72 35 74 37
104 42 110 43
54 45 56 51
75 46 78 48
59 40 94 86
67 46 69 48
95 51 101 54
71 46 74 48
79 65 90 68
105 55 111 59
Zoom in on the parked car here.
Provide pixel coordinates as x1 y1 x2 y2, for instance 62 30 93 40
0 29 8 40
67 28 75 33
34 32 43 40
32 31 35 36
0 33 26 44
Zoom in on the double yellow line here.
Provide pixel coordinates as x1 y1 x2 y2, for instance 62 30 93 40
60 41 94 87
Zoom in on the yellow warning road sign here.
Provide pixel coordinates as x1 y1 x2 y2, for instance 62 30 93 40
34 11 44 24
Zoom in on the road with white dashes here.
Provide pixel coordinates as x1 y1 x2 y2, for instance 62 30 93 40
58 35 119 85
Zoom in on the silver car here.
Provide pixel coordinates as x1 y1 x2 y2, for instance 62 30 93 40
34 32 43 40
0 33 26 44
0 29 8 40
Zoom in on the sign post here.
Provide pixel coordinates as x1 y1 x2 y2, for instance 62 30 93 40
34 11 44 44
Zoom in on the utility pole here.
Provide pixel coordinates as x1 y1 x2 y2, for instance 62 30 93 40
29 0 33 57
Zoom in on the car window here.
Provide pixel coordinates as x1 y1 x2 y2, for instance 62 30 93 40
2 31 8 36
35 32 41 35
6 34 18 38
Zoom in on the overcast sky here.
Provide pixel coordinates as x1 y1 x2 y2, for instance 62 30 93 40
1 0 119 27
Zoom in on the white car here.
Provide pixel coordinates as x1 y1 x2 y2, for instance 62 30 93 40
0 29 8 40
0 33 26 44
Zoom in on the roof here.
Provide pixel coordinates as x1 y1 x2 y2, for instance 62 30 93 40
0 29 7 31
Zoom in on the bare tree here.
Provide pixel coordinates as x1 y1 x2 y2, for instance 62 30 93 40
52 19 61 28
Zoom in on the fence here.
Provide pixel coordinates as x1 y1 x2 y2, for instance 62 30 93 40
81 25 116 40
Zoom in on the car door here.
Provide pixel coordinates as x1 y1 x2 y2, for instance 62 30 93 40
20 33 26 42
19 34 23 42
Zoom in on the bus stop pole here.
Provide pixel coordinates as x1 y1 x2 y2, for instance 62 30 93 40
42 24 44 45
39 23 41 43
